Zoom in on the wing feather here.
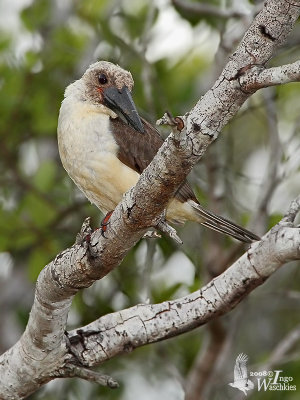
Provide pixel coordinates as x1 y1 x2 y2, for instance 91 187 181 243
109 117 259 243
110 117 196 202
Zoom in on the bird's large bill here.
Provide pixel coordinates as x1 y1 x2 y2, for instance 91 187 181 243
103 86 144 134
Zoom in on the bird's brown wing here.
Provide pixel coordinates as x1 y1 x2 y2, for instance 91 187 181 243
110 117 260 243
110 117 197 203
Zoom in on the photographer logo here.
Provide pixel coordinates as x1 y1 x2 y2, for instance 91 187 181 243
229 353 296 395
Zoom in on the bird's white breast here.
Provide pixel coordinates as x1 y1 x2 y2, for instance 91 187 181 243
57 98 140 213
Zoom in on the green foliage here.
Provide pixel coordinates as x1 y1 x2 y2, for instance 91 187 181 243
21 0 51 31
33 161 57 192
268 213 283 230
152 282 182 303
173 0 224 27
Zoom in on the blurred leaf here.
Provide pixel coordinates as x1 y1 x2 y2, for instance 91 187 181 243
24 51 41 70
0 30 11 51
76 0 110 24
268 213 283 230
21 193 56 227
152 282 182 303
173 0 225 27
33 160 57 192
21 0 51 31
28 246 50 280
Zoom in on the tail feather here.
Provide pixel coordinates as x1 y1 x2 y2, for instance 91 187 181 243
191 202 260 243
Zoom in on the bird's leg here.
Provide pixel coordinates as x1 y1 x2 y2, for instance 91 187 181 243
79 211 114 244
100 210 114 237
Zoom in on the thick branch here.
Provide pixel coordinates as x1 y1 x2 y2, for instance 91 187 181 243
83 0 300 283
66 216 300 367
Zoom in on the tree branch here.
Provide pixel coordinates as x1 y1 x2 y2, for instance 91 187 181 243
65 206 300 367
239 60 300 92
1 0 300 398
60 365 119 388
185 320 226 400
260 323 300 370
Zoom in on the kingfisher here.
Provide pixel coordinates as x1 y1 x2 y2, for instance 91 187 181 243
57 61 259 243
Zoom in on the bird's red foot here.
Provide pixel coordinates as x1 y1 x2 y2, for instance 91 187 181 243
82 211 113 242
101 210 113 237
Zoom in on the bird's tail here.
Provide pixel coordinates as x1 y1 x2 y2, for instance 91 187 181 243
190 202 260 243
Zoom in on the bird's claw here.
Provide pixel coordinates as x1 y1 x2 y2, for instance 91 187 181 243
100 210 114 237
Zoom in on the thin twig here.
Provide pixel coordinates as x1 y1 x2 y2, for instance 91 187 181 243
62 365 119 388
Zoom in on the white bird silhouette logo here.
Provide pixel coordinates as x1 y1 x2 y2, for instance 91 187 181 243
229 353 254 395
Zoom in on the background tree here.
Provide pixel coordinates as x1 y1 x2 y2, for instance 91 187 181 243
0 0 300 399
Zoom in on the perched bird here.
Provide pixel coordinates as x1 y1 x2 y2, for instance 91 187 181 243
57 61 259 243
229 353 254 395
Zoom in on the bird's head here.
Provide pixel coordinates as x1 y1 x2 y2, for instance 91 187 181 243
74 61 144 133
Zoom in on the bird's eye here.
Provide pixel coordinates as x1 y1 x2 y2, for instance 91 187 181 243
98 73 108 85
